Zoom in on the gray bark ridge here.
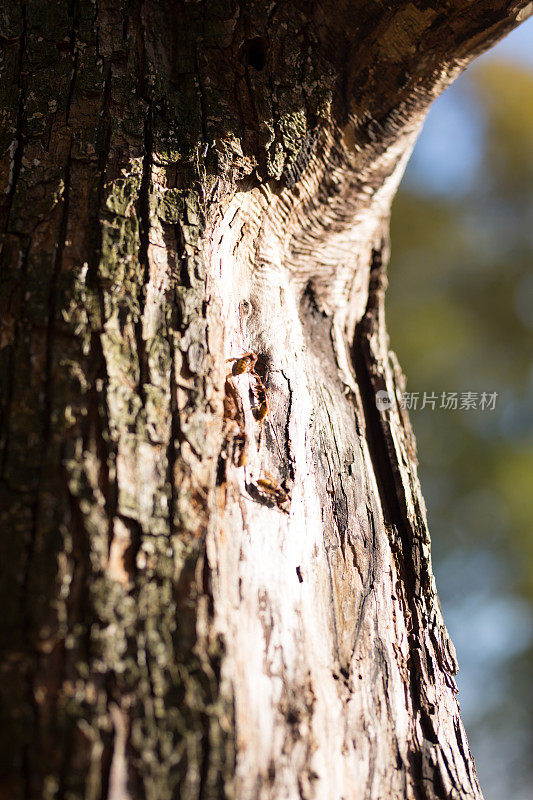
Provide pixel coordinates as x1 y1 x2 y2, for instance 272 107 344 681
0 2 531 799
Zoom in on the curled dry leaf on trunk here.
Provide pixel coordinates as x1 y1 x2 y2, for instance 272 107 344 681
0 1 531 799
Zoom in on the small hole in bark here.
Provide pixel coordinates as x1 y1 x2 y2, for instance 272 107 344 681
244 37 268 71
286 706 300 725
216 453 226 486
254 352 270 380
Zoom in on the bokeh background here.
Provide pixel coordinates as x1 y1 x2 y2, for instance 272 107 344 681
388 19 533 800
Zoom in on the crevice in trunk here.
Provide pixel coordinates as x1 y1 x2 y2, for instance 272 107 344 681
352 245 456 799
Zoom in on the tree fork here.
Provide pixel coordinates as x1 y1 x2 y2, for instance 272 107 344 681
0 2 530 799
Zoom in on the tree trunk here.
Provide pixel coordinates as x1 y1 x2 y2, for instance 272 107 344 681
0 2 530 799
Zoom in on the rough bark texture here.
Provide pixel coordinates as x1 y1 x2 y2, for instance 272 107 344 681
0 2 531 799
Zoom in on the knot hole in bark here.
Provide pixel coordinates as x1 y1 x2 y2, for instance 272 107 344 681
242 37 268 71
253 351 270 381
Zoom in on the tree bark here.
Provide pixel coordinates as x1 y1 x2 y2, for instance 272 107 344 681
0 2 530 799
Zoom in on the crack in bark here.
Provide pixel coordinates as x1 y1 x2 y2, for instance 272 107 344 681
0 2 26 244
86 63 112 292
279 369 295 481
350 503 378 655
64 0 80 129
0 1 29 485
20 133 74 800
23 140 73 629
352 243 473 799
0 235 31 481
135 104 153 404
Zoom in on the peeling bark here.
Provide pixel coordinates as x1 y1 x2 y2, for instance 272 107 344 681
0 2 530 799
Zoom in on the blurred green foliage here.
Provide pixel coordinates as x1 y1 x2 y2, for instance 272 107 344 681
388 61 533 798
